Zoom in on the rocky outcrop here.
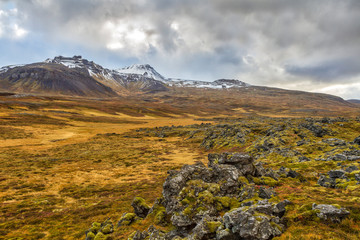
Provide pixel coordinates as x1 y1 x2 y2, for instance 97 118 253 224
119 152 290 240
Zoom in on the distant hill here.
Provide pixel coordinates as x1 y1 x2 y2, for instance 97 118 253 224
348 99 360 104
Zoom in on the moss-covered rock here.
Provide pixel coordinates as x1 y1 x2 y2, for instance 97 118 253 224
117 213 138 227
131 197 150 218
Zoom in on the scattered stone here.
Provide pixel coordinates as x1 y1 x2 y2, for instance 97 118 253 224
322 138 346 146
296 140 306 146
317 175 336 188
353 136 360 145
328 170 346 179
287 169 299 178
273 200 292 218
312 204 349 223
259 187 276 199
298 156 310 162
347 156 360 161
345 165 358 173
328 154 347 161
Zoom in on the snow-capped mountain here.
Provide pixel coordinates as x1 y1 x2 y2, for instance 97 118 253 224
42 56 251 90
0 55 251 97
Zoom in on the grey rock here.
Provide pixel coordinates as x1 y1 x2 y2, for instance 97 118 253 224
208 152 253 167
223 207 282 240
171 213 193 227
355 174 360 182
298 156 310 162
353 136 360 145
317 175 336 188
322 138 346 146
345 165 358 173
216 227 237 240
312 204 350 223
332 154 347 161
273 200 291 218
131 197 150 218
259 187 275 199
287 169 299 178
328 170 346 179
347 156 360 161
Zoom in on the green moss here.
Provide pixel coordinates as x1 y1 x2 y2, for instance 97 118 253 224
128 231 136 240
86 232 96 240
238 176 249 184
154 210 166 225
298 203 313 213
198 190 214 204
101 224 113 234
132 197 150 209
94 232 108 240
215 196 241 210
270 221 283 232
90 222 101 233
118 213 137 226
206 221 221 233
337 180 358 189
252 177 279 187
293 210 321 223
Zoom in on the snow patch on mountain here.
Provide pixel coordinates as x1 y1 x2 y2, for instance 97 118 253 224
116 64 166 81
0 64 25 74
166 78 250 89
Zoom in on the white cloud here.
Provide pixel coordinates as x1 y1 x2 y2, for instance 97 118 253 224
0 7 28 39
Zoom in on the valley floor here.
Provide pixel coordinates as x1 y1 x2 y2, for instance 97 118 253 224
0 95 359 239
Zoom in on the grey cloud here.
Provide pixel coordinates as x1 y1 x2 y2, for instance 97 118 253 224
3 0 360 98
286 59 360 82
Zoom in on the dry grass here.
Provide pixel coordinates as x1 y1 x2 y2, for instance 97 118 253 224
0 94 359 239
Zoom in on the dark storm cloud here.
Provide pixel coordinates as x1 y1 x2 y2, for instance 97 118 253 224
3 0 360 98
286 59 360 82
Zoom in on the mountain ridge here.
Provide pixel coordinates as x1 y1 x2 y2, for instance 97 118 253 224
0 55 358 116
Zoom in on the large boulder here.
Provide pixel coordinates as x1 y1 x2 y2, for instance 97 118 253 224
223 204 283 240
312 204 349 223
328 170 346 179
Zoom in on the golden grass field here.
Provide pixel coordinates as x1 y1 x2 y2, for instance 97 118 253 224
0 93 360 239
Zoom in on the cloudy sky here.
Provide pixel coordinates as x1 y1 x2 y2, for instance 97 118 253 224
1 0 360 99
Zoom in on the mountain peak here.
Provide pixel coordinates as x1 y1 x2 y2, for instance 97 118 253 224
116 64 165 81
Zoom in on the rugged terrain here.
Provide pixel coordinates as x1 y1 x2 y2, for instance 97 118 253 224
0 56 360 239
0 93 359 239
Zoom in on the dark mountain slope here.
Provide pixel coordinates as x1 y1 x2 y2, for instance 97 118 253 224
0 63 117 97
